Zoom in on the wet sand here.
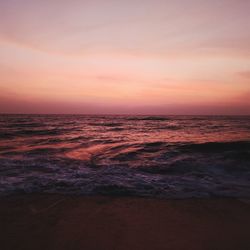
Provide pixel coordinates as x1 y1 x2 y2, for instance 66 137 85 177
0 195 250 250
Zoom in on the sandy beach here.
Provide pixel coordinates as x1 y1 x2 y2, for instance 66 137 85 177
0 195 250 250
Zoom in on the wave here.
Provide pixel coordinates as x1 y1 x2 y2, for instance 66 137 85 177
88 122 123 127
127 116 170 121
181 141 250 152
1 157 250 198
0 128 73 139
157 125 180 130
6 122 44 128
1 115 250 198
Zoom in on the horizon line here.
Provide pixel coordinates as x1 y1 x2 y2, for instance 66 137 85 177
1 113 250 117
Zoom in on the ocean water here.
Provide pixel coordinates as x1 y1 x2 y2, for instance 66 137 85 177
0 114 250 198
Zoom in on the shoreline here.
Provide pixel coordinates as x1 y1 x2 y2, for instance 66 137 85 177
1 194 250 250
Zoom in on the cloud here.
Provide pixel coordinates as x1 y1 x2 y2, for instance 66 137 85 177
238 71 250 79
1 0 250 58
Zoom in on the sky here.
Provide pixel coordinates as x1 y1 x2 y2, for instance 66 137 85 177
0 0 250 115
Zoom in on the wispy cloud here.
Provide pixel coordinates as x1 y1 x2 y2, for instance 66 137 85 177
238 71 250 79
0 0 250 114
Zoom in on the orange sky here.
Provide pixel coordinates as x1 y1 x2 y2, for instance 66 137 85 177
0 0 250 114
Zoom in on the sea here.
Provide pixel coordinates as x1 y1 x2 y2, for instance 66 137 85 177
0 114 250 198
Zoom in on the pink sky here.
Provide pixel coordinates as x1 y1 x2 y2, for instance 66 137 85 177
0 0 250 114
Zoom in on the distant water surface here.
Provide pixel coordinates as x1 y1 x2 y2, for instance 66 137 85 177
0 115 250 198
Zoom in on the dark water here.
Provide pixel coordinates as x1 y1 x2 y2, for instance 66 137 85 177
1 114 250 198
